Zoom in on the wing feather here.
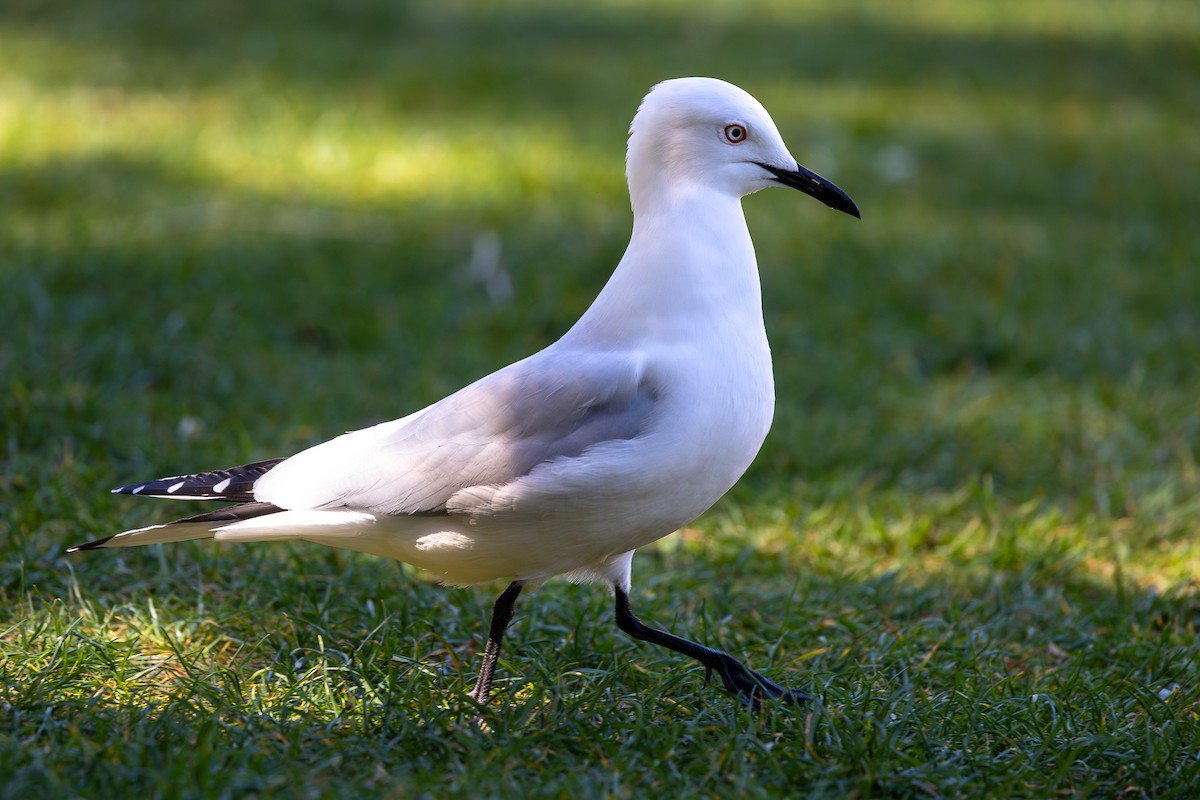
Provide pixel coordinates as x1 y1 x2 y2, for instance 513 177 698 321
254 348 657 515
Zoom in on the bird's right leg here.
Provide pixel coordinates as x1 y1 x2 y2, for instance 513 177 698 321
613 585 808 708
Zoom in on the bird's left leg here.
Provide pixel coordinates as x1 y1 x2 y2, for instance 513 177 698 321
469 581 524 704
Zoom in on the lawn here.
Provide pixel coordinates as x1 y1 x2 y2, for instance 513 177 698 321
2 0 1199 797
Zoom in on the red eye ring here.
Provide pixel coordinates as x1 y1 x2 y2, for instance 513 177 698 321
723 123 748 144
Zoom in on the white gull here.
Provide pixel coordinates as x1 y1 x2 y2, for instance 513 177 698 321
71 77 860 707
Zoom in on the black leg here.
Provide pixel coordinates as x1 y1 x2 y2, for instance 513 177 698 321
469 581 524 704
613 586 809 708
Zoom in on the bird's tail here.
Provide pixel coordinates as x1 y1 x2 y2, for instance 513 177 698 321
69 502 284 552
72 457 288 552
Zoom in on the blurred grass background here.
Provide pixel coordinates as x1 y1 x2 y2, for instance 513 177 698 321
2 0 1199 797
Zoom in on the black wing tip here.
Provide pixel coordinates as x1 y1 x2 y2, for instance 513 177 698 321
175 502 284 525
67 535 116 553
109 458 286 502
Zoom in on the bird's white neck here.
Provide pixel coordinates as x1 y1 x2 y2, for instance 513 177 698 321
565 187 766 349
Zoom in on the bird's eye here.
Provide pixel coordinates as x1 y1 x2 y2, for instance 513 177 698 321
723 124 748 144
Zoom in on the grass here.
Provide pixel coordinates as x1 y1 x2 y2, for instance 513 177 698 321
2 0 1199 796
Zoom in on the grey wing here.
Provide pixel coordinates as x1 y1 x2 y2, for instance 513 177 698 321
253 348 657 514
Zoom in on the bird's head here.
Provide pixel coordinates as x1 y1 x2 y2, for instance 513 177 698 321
627 77 859 219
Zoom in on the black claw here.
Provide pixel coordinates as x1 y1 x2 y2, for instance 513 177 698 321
708 653 810 709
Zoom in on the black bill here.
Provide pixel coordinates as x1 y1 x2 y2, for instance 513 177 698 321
756 161 860 219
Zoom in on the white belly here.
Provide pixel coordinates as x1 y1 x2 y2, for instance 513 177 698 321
286 338 775 586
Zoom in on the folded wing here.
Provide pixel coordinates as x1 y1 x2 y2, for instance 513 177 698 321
254 347 657 515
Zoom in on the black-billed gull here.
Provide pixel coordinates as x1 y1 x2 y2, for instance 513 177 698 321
71 77 860 707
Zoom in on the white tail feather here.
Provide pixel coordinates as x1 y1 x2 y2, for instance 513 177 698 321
79 521 218 550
